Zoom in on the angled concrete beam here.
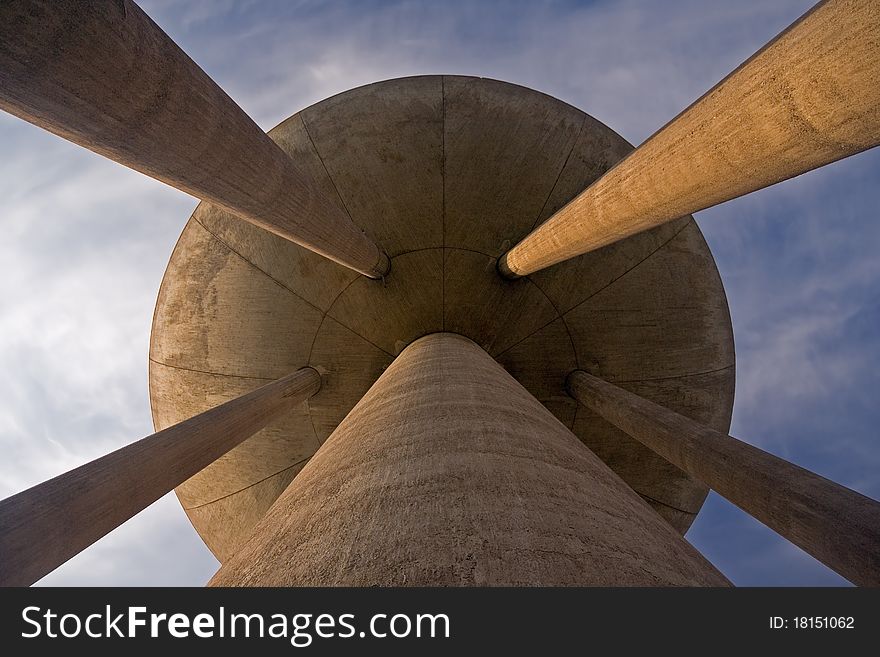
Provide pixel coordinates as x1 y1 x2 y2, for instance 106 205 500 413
566 370 880 587
0 0 389 278
500 0 880 278
0 367 320 587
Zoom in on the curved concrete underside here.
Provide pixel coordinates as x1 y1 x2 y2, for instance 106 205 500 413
149 76 735 561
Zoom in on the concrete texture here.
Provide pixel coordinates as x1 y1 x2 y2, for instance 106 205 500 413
500 0 880 277
210 334 729 586
0 0 388 278
149 76 735 558
567 370 880 587
0 367 319 587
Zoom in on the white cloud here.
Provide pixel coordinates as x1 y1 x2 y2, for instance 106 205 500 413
0 115 209 584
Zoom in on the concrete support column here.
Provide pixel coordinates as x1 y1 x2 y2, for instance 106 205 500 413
0 367 320 587
210 333 728 586
500 0 880 277
0 0 389 278
567 370 880 586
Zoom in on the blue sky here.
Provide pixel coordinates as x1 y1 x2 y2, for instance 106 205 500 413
1 0 877 586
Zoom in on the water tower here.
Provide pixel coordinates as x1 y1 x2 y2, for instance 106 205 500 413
1 0 878 587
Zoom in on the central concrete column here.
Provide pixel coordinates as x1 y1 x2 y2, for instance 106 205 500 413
211 333 728 586
0 0 389 278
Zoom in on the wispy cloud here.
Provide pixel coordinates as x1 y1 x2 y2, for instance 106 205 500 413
699 151 880 472
144 0 813 139
0 113 209 583
691 148 880 586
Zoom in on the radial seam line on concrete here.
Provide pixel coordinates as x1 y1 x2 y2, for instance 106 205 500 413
529 112 589 232
611 363 735 385
148 358 275 382
195 216 394 360
323 308 396 359
519 273 578 370
638 491 699 516
193 215 325 315
184 456 312 510
298 114 359 226
561 220 692 316
494 221 690 359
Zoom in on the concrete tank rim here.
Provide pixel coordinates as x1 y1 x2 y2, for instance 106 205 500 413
264 73 596 136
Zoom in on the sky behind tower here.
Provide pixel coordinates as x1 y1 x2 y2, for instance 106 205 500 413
1 0 877 586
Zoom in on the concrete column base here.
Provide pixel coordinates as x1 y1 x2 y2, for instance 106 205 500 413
211 333 728 586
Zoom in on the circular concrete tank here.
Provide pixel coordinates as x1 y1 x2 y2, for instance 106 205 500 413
149 75 735 561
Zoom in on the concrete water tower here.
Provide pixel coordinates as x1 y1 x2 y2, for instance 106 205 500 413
1 0 879 587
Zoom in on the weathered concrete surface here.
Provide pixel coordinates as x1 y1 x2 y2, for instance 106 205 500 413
500 0 880 277
0 368 319 587
0 0 388 278
569 367 734 527
567 370 880 587
210 334 729 586
149 364 321 561
443 77 585 256
299 77 444 257
150 76 735 557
